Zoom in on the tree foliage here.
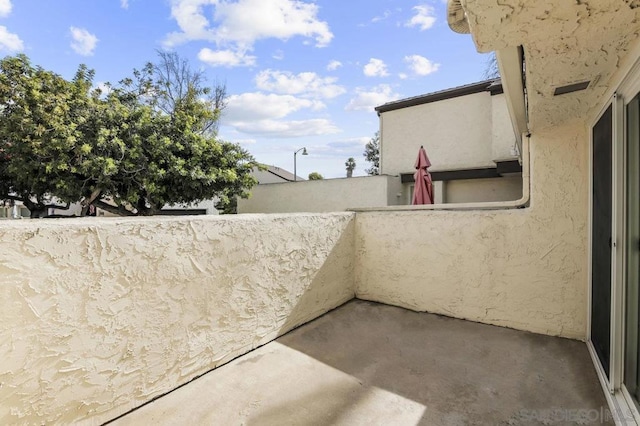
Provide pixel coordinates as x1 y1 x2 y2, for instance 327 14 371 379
363 131 379 175
308 172 323 180
0 54 257 217
0 55 95 217
483 52 500 80
345 157 356 178
152 50 227 135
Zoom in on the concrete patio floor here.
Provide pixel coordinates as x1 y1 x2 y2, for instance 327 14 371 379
110 300 611 425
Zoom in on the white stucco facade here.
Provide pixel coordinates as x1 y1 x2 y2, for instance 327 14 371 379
379 90 516 174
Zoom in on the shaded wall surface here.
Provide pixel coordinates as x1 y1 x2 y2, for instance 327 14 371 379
356 121 588 339
444 176 523 203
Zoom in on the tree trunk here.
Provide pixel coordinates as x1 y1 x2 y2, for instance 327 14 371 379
136 197 156 216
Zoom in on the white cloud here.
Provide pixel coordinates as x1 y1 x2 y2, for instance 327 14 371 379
255 69 346 99
0 0 11 17
363 58 389 77
164 0 217 47
345 84 400 111
0 26 22 52
404 54 440 76
69 27 98 56
222 90 337 138
327 138 369 152
120 0 129 8
327 60 342 71
94 81 112 96
231 118 339 137
213 0 332 47
165 0 333 68
406 5 436 31
371 10 391 23
198 47 256 67
303 137 369 159
272 49 284 60
224 92 325 122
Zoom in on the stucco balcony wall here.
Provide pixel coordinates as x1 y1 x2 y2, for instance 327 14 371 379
356 120 588 339
0 213 355 425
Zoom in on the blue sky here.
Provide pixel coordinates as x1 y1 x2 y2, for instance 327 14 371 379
0 0 491 179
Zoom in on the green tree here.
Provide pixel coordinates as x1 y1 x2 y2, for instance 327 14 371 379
308 172 323 180
345 157 356 178
0 55 95 217
0 54 258 217
363 131 380 175
83 60 257 216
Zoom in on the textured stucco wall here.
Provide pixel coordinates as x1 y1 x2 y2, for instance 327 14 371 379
0 213 355 425
356 120 588 339
380 92 515 175
461 0 640 130
238 175 403 214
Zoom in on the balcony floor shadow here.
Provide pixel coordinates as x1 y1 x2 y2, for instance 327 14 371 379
111 300 611 425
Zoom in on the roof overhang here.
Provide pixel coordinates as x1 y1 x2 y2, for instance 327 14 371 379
454 0 640 131
375 79 502 114
496 46 527 157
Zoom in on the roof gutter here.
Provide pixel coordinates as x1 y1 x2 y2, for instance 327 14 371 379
496 46 528 159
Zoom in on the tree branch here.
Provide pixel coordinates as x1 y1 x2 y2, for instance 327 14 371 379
44 202 70 210
94 199 136 216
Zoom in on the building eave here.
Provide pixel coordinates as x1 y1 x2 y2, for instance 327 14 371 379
496 46 528 157
375 78 502 114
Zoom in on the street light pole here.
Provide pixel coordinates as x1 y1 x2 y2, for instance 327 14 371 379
293 147 308 181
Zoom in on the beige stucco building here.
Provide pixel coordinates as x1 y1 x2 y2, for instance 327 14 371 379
376 79 523 204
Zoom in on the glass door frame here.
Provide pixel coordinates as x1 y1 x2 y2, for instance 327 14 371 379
588 56 640 423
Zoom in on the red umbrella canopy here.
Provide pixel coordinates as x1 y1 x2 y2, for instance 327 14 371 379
412 146 434 205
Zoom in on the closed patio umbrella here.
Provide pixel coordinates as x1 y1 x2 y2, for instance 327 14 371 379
412 145 434 205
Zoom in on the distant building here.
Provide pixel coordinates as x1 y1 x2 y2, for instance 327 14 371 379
251 165 303 183
376 78 522 204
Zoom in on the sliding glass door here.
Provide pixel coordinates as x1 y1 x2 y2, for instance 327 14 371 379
592 105 613 378
624 93 640 407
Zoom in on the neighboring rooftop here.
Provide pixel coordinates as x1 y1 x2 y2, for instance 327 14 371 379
264 164 297 182
253 164 303 183
375 78 503 114
112 300 610 425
